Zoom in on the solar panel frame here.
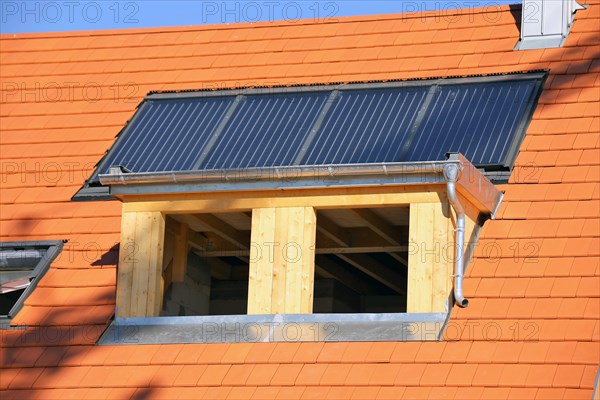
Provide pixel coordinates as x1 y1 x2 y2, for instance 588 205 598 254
81 72 546 194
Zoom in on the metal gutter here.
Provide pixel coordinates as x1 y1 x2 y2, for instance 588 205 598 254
100 160 453 185
100 153 502 215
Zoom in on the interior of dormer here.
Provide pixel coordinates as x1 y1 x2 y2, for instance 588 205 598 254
161 207 411 316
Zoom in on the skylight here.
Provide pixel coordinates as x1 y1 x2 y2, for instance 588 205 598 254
0 241 63 321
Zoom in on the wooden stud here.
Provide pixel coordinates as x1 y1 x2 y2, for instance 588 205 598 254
431 202 454 313
116 210 136 318
407 202 453 313
116 209 165 318
172 222 189 282
247 207 316 314
300 207 317 313
272 208 289 313
247 208 276 314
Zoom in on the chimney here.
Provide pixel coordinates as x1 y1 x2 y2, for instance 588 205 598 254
516 0 587 50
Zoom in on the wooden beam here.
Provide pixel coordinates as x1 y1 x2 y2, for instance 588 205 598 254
116 211 136 318
336 253 406 295
165 216 182 235
317 245 407 254
407 202 454 313
349 208 409 266
271 208 290 313
314 214 406 294
172 221 189 282
188 231 209 252
195 226 407 257
190 214 249 249
316 225 408 251
300 207 317 313
316 213 351 246
116 210 165 318
315 255 378 295
247 208 276 314
162 223 175 271
123 186 445 214
350 208 402 245
198 245 407 258
247 207 316 314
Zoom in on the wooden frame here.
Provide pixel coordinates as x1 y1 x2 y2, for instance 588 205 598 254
115 184 484 317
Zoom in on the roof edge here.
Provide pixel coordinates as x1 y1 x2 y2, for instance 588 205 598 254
99 154 503 215
0 3 516 41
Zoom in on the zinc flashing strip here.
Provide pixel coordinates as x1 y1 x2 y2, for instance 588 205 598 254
99 312 449 344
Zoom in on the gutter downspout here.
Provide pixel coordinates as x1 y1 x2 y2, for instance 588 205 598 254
443 163 469 308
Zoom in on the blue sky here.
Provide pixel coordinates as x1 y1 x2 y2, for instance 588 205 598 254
1 1 520 34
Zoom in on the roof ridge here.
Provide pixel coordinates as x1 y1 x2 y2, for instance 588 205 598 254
0 4 515 41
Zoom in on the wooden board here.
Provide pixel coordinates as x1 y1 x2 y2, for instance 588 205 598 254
172 222 189 282
116 210 136 318
123 186 446 214
116 209 165 318
247 208 276 314
407 202 454 313
247 207 316 314
431 202 454 313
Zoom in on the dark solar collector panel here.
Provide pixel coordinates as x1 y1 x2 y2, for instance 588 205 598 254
404 79 538 166
301 87 429 165
98 96 235 174
198 91 330 170
87 73 544 187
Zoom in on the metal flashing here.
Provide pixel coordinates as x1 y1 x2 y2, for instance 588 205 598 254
99 312 449 344
516 0 587 50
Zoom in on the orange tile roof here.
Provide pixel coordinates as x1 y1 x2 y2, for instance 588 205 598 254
1 2 599 398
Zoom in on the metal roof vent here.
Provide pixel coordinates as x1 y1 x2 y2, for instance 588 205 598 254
516 0 587 50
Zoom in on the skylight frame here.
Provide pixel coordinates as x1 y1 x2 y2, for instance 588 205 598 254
0 241 63 322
